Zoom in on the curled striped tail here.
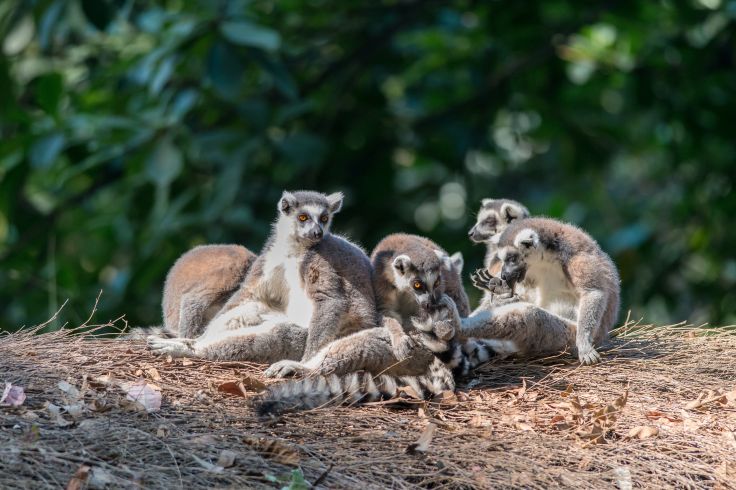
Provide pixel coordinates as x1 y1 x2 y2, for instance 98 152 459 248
461 338 519 370
254 358 457 417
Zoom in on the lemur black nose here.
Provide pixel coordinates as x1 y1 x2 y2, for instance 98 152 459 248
312 229 323 239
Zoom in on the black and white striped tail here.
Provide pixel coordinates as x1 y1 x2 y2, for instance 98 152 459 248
254 358 456 417
461 338 519 371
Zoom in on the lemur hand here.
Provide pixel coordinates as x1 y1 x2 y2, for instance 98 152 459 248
471 268 509 294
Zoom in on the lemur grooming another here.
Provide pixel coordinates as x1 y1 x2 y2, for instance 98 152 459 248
467 217 620 365
147 191 378 364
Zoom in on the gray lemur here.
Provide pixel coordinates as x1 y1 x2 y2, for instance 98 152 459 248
147 190 378 364
254 294 465 416
468 198 530 308
466 217 620 365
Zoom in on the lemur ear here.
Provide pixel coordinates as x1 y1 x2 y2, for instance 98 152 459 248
433 249 453 271
514 228 539 249
279 191 297 215
500 202 529 223
392 254 412 275
326 192 344 214
481 198 495 208
449 252 464 273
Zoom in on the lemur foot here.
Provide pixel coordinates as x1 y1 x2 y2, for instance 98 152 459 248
471 268 510 294
147 336 195 357
394 335 420 362
264 360 307 378
578 346 602 365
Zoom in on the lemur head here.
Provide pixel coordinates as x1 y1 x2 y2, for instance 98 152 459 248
496 227 541 289
392 249 455 311
468 199 530 244
277 190 344 246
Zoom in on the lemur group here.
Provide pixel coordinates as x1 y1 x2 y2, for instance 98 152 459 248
144 190 620 416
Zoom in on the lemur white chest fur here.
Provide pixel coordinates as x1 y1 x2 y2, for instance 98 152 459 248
262 229 313 329
524 254 577 320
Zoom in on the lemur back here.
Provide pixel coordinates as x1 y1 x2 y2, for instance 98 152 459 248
161 244 257 338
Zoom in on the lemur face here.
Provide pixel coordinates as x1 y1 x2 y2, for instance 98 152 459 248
392 255 445 311
497 228 540 289
278 191 343 246
468 199 530 244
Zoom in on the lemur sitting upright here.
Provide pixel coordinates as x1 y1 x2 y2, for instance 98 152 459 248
466 217 620 365
147 190 378 364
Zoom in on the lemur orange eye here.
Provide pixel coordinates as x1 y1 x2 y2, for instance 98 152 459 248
413 281 422 290
320 215 328 223
298 214 308 222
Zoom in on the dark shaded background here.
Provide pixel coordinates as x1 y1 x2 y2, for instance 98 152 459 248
1 0 734 332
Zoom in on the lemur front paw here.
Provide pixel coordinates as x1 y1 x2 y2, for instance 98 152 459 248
471 268 509 294
147 337 195 357
264 360 307 378
577 346 602 365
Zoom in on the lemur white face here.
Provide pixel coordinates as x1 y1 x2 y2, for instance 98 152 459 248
392 254 445 310
278 191 343 246
468 200 529 244
497 228 540 289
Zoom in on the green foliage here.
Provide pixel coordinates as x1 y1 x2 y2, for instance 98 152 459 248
1 0 735 331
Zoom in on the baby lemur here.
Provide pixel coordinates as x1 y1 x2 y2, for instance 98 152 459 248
161 244 257 338
147 190 378 364
467 217 620 365
254 294 464 416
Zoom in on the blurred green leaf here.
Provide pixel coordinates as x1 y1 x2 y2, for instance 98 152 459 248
29 132 65 169
36 73 63 115
220 20 281 51
145 135 183 188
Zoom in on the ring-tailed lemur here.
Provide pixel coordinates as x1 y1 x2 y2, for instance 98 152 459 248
254 294 465 416
147 190 378 364
468 198 530 309
466 217 620 365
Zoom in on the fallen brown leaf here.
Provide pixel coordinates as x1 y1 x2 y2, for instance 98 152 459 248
65 464 90 490
217 381 247 398
627 426 659 440
124 381 161 412
216 449 237 468
0 382 26 407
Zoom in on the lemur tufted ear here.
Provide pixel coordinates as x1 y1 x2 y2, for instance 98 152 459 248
326 192 344 214
433 249 453 271
514 228 540 249
481 198 496 208
500 202 529 223
279 191 297 215
449 252 464 273
392 254 412 275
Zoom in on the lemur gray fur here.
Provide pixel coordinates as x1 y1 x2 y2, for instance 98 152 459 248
147 190 378 364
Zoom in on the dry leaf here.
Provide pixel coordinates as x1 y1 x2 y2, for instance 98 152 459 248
0 382 26 407
45 402 73 427
627 426 659 439
645 411 681 423
406 422 436 454
514 421 535 432
156 425 169 438
124 381 161 412
65 464 90 490
217 381 248 398
145 368 162 381
683 418 702 432
58 381 81 400
243 436 301 465
398 385 423 400
216 450 237 468
181 358 193 366
240 374 266 391
432 390 458 405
